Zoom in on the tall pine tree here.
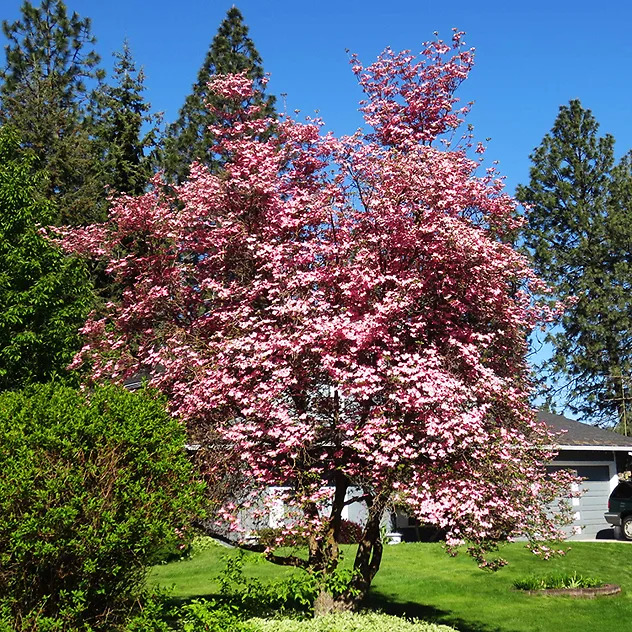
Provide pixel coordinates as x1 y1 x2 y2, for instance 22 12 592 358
160 7 275 183
92 42 162 196
517 99 632 429
0 0 105 225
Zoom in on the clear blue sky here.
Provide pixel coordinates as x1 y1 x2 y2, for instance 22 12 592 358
2 0 631 196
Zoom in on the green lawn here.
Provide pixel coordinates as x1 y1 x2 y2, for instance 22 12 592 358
149 540 632 632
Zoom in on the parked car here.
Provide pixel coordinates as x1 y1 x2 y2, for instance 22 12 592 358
605 480 632 540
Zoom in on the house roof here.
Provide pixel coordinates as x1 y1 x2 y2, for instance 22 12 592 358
538 410 632 451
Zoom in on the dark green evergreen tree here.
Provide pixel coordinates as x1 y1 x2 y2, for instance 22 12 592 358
0 126 93 391
160 6 275 183
92 42 162 196
517 99 632 429
0 0 106 225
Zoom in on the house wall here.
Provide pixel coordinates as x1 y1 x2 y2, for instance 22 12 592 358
236 486 371 535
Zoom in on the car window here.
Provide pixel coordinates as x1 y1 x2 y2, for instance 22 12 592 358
610 482 632 499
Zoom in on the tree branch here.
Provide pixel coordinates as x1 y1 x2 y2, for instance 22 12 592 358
193 522 311 570
342 493 370 507
264 550 310 570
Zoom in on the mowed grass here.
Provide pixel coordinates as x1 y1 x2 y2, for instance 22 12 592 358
149 540 302 599
149 539 632 632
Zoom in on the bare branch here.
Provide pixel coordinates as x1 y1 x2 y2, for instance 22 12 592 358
264 551 310 570
342 493 370 507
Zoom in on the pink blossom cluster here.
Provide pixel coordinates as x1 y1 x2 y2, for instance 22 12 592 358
56 33 572 567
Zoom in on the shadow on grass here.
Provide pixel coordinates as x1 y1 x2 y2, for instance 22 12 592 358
161 592 221 608
364 591 516 632
161 591 311 618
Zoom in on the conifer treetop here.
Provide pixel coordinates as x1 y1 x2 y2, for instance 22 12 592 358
161 6 275 183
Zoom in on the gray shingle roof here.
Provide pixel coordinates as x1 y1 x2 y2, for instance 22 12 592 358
538 410 632 449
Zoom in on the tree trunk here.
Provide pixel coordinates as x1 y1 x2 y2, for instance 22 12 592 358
346 487 391 608
313 590 354 616
312 486 392 616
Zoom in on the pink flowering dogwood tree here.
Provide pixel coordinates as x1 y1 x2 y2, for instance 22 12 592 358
58 31 573 612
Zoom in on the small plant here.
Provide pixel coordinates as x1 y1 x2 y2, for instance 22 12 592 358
514 571 603 591
174 599 256 632
216 550 317 615
214 550 360 616
123 591 172 632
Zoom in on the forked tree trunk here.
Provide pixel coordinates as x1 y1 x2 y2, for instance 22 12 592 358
313 486 391 616
254 474 393 617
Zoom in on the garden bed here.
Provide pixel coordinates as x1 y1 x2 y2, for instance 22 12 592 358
523 583 621 598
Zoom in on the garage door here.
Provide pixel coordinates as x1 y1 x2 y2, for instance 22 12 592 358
548 465 612 540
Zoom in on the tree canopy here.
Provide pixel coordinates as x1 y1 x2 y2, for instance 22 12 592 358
517 99 632 429
0 0 106 225
58 33 573 611
92 41 162 196
0 126 93 391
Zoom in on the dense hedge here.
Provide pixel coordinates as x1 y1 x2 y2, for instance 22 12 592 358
0 383 205 631
249 612 458 631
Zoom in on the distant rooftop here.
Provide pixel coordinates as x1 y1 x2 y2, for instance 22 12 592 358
538 410 632 450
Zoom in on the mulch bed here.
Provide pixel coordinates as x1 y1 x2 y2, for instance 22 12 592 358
523 584 621 598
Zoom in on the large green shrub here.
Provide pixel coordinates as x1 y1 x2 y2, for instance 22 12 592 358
0 383 205 631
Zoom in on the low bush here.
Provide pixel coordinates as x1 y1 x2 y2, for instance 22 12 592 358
248 612 458 631
160 600 457 632
0 383 206 631
513 571 603 591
